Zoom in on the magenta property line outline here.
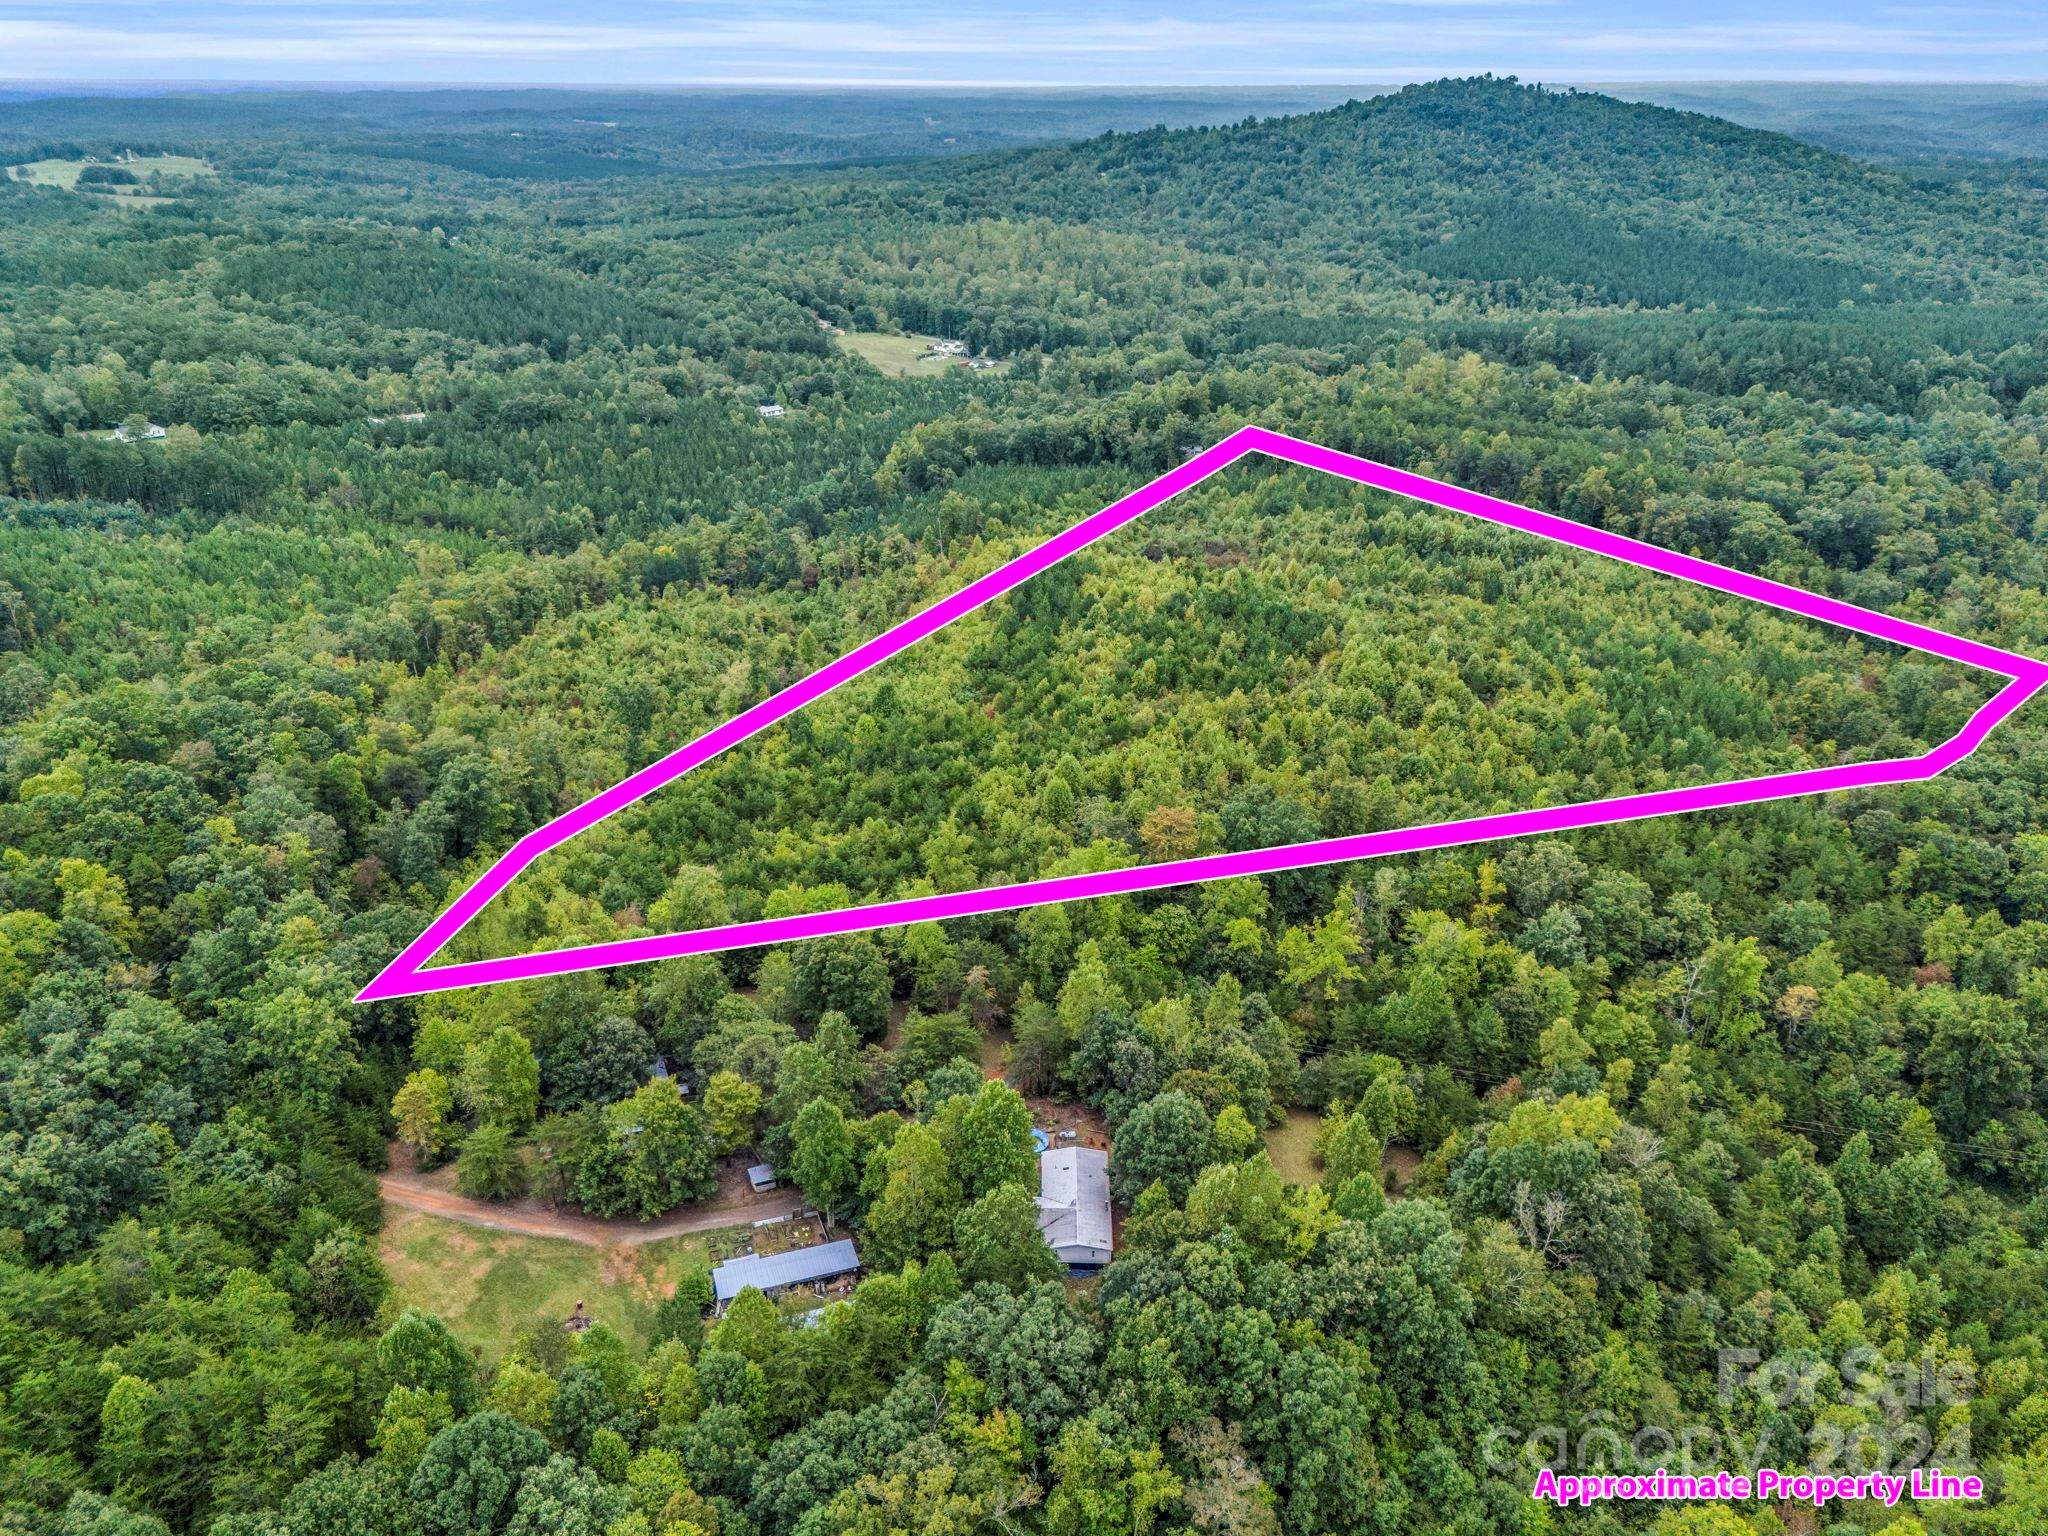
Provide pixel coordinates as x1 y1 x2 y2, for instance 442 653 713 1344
355 425 2048 1003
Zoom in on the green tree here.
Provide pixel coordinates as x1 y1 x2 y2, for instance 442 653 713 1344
790 1097 860 1222
865 1121 963 1270
1044 1420 1183 1536
272 1456 417 1536
408 1413 550 1536
794 935 892 1038
934 1079 1036 1200
461 1028 541 1131
393 1068 457 1163
483 1360 557 1435
954 1183 1062 1291
374 1384 455 1475
704 1070 764 1155
47 1493 173 1536
577 1083 717 1219
379 1309 480 1416
548 1365 630 1460
897 1008 982 1085
301 1232 390 1329
1212 1104 1261 1163
1112 1091 1214 1203
456 1123 529 1201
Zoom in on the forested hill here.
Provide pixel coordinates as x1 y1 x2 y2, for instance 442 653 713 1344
912 76 2048 308
735 76 2048 409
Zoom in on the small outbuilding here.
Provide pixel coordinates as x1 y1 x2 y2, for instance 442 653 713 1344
647 1056 691 1095
747 1163 780 1193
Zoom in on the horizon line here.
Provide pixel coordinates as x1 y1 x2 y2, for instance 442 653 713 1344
8 76 2048 94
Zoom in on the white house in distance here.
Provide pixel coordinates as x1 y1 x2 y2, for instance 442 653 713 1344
1036 1146 1112 1272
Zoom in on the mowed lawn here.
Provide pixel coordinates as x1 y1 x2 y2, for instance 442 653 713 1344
380 1208 711 1356
835 330 1006 378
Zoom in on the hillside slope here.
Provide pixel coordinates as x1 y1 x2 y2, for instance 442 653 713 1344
917 77 2048 310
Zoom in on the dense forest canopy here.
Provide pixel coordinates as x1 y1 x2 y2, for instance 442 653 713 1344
492 465 1993 962
4 74 2048 1536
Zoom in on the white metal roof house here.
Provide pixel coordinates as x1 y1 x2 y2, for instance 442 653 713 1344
747 1162 780 1192
757 402 786 418
710 1238 860 1308
1036 1146 1113 1272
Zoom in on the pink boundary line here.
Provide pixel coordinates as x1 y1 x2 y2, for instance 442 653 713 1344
356 425 2048 1003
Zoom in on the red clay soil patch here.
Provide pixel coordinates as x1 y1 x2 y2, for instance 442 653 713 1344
1026 1096 1111 1152
598 1243 644 1289
384 1139 466 1193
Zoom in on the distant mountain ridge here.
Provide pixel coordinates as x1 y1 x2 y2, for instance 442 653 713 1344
1602 81 2048 165
916 77 2048 310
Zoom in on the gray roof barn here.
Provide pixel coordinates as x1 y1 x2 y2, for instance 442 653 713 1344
711 1238 860 1305
1036 1147 1113 1270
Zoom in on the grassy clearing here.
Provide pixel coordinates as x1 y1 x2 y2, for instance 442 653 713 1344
7 155 213 199
379 1207 713 1356
1265 1108 1322 1186
837 331 960 377
1264 1111 1421 1195
835 330 1007 379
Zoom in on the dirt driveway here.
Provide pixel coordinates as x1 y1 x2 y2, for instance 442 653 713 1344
378 1147 803 1248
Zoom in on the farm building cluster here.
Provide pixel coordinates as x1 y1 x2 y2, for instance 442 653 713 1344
922 337 1000 369
704 1133 1113 1316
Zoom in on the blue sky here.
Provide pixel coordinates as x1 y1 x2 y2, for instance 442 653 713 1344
2 1 2043 86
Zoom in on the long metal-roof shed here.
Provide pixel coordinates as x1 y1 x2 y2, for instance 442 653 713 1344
711 1238 860 1304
